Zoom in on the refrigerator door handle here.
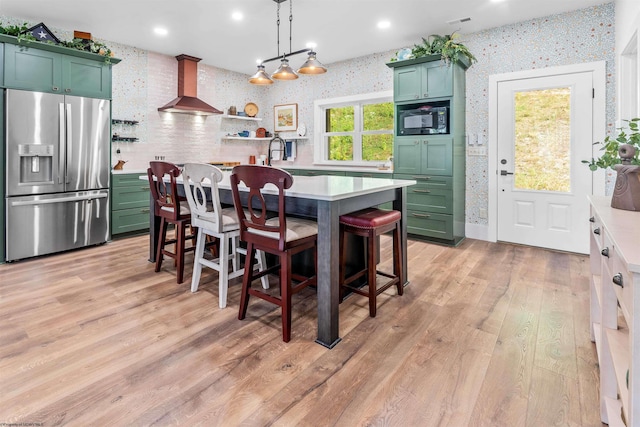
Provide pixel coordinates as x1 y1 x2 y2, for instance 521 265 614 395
59 103 66 185
65 103 72 184
10 193 108 207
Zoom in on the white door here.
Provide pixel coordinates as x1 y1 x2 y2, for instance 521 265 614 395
496 72 593 254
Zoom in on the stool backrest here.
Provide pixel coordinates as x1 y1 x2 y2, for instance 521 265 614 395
230 165 293 251
147 161 182 221
182 163 225 232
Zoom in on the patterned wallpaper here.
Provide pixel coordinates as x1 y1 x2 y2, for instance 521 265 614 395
1 2 616 230
463 2 615 226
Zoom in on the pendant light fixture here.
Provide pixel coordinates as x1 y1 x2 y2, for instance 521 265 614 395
249 0 327 85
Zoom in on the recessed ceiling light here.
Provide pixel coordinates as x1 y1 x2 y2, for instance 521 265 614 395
232 11 244 21
377 20 391 30
154 27 168 36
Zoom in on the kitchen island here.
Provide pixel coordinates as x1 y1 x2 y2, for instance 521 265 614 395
144 171 416 348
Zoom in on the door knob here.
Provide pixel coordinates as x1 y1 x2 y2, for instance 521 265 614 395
500 170 514 176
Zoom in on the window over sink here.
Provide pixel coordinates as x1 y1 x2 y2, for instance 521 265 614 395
314 91 393 165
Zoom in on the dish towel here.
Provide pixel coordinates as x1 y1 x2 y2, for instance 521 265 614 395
285 140 296 161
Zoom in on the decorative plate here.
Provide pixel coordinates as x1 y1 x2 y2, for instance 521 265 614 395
297 123 307 136
244 102 259 117
256 127 266 138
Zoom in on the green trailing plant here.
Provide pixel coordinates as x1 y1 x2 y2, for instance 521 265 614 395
583 118 640 170
391 32 477 66
0 21 114 62
0 22 36 42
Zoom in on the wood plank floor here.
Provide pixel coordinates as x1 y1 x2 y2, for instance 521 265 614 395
0 235 602 426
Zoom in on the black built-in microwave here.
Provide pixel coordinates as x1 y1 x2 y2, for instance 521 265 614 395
398 104 449 135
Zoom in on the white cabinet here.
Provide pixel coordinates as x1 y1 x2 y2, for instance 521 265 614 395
589 196 640 426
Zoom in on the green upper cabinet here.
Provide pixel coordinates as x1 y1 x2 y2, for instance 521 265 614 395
4 44 62 93
62 55 111 98
392 60 453 102
3 40 114 98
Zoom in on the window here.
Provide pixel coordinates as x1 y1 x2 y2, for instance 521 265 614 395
314 92 393 165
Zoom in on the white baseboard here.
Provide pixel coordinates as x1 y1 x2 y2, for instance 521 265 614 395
465 223 492 242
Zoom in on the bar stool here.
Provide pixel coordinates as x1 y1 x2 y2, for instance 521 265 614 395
182 163 268 308
147 161 197 284
230 165 318 342
339 208 403 317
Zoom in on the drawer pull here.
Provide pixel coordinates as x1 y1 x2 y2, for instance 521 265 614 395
142 187 150 191
593 227 601 235
589 216 595 223
601 247 609 258
141 208 150 213
412 189 431 193
411 213 431 218
411 176 432 180
612 273 624 288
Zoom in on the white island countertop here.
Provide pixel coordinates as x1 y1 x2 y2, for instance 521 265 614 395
146 171 415 202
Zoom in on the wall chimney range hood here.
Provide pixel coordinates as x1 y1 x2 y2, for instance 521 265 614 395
158 54 222 116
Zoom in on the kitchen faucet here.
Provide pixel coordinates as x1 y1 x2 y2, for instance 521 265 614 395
267 135 285 166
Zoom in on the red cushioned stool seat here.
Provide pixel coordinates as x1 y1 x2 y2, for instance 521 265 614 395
339 208 403 317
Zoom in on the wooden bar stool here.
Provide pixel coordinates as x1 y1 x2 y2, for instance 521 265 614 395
339 208 403 317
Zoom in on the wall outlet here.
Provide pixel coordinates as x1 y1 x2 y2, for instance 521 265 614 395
479 208 488 219
467 146 487 156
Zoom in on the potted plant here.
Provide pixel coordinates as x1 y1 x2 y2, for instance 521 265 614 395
583 118 640 210
390 32 477 67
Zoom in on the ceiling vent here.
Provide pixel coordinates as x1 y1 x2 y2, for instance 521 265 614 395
158 54 222 116
446 17 472 25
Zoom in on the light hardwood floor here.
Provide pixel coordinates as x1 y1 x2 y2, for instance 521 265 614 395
0 235 602 426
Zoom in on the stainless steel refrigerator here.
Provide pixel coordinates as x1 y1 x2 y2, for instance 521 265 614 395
4 89 110 261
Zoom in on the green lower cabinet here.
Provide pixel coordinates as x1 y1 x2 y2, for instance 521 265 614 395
112 207 151 235
111 173 150 236
406 210 453 241
295 169 346 177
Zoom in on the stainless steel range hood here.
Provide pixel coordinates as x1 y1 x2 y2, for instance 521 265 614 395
158 54 222 116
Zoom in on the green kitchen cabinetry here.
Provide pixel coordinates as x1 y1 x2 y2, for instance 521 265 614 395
111 173 151 236
292 169 346 177
2 38 116 98
392 57 453 102
388 55 467 245
394 136 453 176
0 90 4 263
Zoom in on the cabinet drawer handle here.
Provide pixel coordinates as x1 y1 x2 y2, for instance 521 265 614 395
593 227 600 235
423 93 428 98
52 86 59 91
412 189 431 193
414 95 419 99
142 186 150 191
65 88 71 92
141 208 150 213
589 216 595 223
411 176 432 180
411 213 431 218
613 273 624 288
601 247 609 258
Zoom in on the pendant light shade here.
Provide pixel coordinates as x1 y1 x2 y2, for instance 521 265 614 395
297 51 327 74
249 64 274 85
249 0 326 85
272 59 299 80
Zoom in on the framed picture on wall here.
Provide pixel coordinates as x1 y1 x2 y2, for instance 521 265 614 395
274 103 298 132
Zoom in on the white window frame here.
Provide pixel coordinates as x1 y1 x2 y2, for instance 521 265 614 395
313 91 393 166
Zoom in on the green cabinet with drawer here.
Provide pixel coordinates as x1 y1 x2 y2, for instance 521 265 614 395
111 173 151 236
388 55 467 245
3 41 113 98
293 169 346 177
